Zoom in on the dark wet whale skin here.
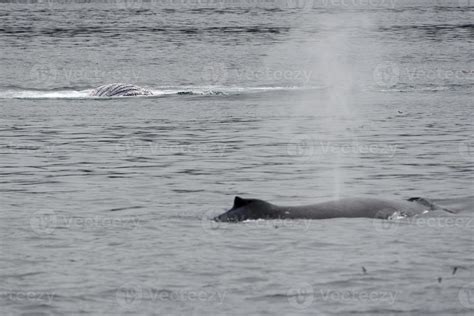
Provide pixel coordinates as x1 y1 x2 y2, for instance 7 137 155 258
214 196 453 222
89 83 153 97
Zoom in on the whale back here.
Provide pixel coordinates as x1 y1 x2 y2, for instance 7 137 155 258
291 198 424 219
213 196 452 222
90 83 153 97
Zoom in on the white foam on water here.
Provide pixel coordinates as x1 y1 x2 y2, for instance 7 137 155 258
0 89 91 99
0 86 321 99
387 211 410 220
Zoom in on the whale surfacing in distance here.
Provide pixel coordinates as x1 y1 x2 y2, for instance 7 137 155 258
89 83 153 97
214 196 454 222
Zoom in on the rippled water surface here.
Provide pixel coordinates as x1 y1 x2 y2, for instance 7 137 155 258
1 1 473 315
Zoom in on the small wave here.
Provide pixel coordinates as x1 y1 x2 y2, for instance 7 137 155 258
0 86 319 99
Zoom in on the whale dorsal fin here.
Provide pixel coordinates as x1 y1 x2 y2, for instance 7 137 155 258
407 197 435 209
233 196 250 208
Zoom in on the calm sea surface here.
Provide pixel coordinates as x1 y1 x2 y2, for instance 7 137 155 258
0 1 473 315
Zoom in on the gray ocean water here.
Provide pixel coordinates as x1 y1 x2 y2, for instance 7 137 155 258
1 0 473 315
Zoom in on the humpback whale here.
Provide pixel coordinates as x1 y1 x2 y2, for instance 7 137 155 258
89 83 153 97
214 196 453 222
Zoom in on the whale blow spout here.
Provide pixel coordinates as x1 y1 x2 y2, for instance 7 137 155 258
89 83 153 97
